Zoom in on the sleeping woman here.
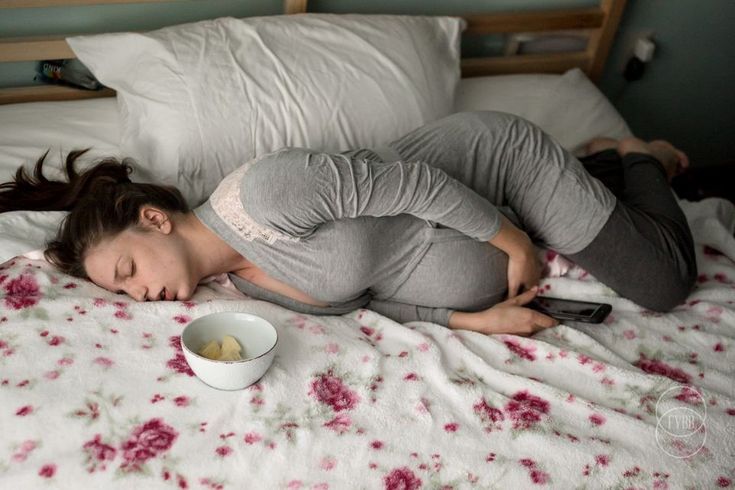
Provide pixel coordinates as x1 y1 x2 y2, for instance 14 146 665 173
0 111 696 336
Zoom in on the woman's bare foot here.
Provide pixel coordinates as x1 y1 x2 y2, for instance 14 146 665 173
617 137 689 182
649 140 690 177
584 137 619 156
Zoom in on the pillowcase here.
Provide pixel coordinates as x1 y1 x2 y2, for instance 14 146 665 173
454 68 632 154
0 211 66 265
0 98 121 185
68 14 464 206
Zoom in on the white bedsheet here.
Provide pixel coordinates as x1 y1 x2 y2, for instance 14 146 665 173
1 198 733 488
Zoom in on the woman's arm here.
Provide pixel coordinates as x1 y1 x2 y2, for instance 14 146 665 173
240 148 503 242
448 287 557 336
489 214 542 297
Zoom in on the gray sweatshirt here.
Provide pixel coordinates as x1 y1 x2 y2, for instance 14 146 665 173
193 146 502 326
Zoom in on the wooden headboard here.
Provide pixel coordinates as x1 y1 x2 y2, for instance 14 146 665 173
0 0 626 105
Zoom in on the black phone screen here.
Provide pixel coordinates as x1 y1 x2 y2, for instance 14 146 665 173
529 296 611 323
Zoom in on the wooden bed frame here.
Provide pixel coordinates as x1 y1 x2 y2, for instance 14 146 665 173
0 0 626 105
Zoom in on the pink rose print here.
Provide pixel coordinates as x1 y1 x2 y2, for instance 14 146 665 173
38 463 56 478
83 434 117 472
114 308 133 320
635 355 691 384
173 395 190 407
173 315 191 324
717 476 732 487
215 446 232 457
675 386 703 404
12 440 37 462
166 336 195 377
518 458 550 485
48 335 65 346
595 454 610 466
3 274 41 309
16 405 34 416
444 422 459 432
505 391 550 430
589 413 606 426
320 456 336 471
473 398 504 432
324 413 352 434
120 418 178 472
243 432 262 445
503 338 536 361
384 467 422 490
94 357 114 369
200 477 225 490
309 369 360 412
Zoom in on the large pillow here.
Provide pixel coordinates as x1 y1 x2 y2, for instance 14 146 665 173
0 98 121 185
455 68 632 154
68 14 464 206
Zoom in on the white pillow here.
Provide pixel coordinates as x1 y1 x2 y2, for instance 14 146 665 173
454 68 632 154
68 14 464 206
0 211 66 265
0 98 121 185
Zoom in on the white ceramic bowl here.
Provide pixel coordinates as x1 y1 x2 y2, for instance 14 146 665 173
181 312 278 391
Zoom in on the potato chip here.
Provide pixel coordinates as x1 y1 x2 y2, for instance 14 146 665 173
219 335 243 361
198 340 221 360
221 335 242 354
217 350 243 361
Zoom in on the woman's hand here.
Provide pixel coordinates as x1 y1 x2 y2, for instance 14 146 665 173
448 287 558 336
506 244 542 299
488 214 541 298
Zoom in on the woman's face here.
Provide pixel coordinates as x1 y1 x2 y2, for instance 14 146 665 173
84 209 198 302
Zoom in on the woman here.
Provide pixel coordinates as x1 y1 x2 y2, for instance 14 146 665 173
0 111 696 336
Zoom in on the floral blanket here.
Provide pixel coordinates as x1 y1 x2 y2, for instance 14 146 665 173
1 198 734 490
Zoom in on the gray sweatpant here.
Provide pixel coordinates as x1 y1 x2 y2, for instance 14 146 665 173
386 111 696 312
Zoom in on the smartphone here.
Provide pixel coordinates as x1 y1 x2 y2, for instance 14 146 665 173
528 296 612 324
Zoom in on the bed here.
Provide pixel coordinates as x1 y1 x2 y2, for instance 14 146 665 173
1 1 734 488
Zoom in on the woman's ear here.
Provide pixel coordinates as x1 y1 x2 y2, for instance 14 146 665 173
139 206 172 233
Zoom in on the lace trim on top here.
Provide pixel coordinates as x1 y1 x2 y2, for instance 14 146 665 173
209 158 301 244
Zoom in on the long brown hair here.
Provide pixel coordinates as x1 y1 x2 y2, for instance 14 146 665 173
0 149 188 278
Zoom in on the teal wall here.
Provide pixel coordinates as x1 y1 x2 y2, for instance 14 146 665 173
1 0 732 166
598 0 735 167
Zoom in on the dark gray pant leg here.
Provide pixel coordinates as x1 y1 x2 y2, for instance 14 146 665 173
568 151 697 311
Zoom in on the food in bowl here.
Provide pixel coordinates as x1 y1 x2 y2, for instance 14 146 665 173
198 335 244 361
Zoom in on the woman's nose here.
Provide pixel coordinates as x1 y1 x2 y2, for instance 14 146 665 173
127 283 148 302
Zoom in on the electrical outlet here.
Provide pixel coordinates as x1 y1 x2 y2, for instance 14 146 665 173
619 30 655 71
